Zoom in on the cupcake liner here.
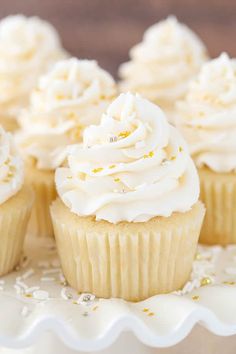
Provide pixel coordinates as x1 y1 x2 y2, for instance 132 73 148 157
51 199 205 301
199 167 236 245
25 163 56 238
0 185 33 276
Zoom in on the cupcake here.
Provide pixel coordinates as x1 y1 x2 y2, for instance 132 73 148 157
0 15 66 132
119 16 208 123
17 58 117 238
176 53 236 245
0 126 33 276
51 92 205 301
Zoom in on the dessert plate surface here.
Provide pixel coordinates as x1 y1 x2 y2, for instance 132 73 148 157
0 236 236 351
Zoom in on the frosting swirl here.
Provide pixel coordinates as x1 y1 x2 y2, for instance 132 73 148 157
0 15 66 118
17 58 117 170
55 93 199 223
0 126 24 204
176 53 236 173
119 16 208 120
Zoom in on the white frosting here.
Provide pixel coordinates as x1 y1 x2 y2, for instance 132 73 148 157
176 53 236 173
17 58 117 170
55 93 199 223
119 16 208 119
0 126 24 204
0 15 66 118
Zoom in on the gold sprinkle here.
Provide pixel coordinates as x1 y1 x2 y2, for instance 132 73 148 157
67 176 72 179
73 301 78 305
24 293 32 298
223 281 236 285
143 151 154 159
56 95 65 100
114 178 120 182
68 112 76 119
179 146 183 152
148 312 155 317
118 131 131 139
92 306 99 311
142 308 149 312
192 295 200 301
170 156 176 161
201 277 212 287
195 253 202 261
92 167 103 173
109 165 116 169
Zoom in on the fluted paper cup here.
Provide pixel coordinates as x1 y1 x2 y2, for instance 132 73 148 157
25 163 56 238
0 185 34 276
51 199 205 301
199 166 236 245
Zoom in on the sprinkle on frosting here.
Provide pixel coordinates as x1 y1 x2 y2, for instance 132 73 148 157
55 92 199 223
119 16 208 121
176 53 236 173
92 167 103 174
0 126 24 204
118 131 131 139
17 58 117 170
143 151 154 159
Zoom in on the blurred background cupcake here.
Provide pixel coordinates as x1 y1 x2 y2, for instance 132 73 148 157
176 53 236 245
17 57 117 238
0 126 33 276
119 16 209 123
0 15 67 132
51 92 205 301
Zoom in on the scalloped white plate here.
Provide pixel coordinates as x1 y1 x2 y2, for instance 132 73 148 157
0 236 236 352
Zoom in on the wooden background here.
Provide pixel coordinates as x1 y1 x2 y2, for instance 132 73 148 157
0 0 236 77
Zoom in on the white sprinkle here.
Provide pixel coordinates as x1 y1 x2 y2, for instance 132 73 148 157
42 268 60 275
225 267 236 275
25 286 40 294
16 279 28 290
21 306 29 317
22 268 35 280
78 293 95 305
59 273 66 283
60 287 73 300
33 290 49 300
0 286 3 291
40 277 55 282
14 285 23 294
0 280 5 285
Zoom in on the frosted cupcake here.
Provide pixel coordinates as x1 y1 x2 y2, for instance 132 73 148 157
0 127 33 276
17 58 117 238
119 16 208 123
0 15 66 131
176 53 236 245
51 92 205 301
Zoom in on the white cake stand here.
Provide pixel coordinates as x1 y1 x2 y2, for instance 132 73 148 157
0 236 236 354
